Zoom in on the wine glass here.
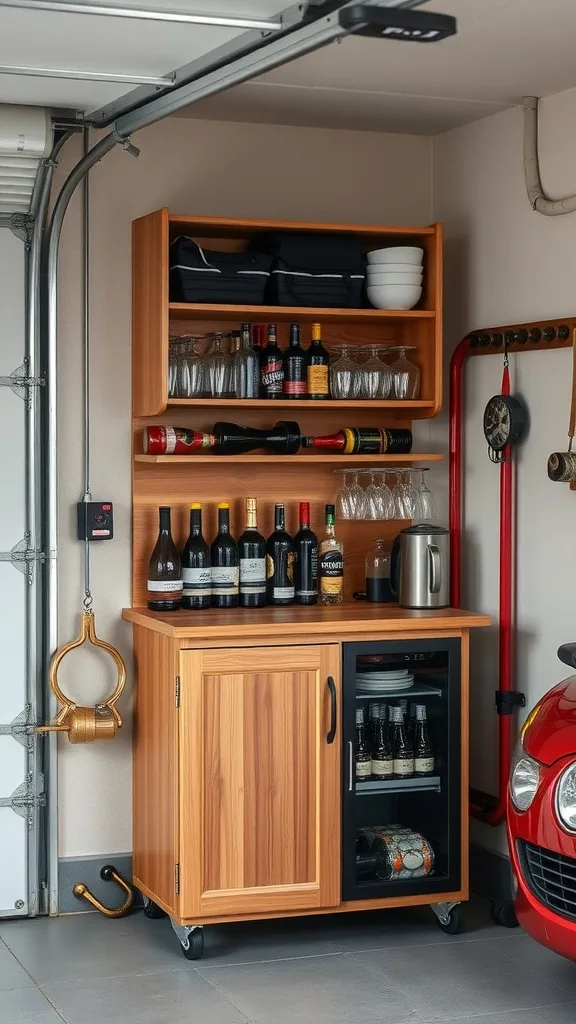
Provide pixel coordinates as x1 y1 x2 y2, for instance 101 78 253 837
388 346 420 400
329 345 361 399
416 468 437 521
334 470 366 519
359 345 392 400
205 331 233 398
364 470 382 520
375 470 395 520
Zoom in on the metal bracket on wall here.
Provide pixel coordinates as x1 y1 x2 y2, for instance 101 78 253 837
0 359 46 408
0 772 46 829
0 703 35 749
0 536 47 584
0 212 34 245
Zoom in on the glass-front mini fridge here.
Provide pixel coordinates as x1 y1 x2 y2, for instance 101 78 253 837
342 638 462 902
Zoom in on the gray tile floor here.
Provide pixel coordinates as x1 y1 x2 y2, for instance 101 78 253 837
0 896 574 1024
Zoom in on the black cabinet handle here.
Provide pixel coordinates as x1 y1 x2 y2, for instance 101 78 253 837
326 676 337 744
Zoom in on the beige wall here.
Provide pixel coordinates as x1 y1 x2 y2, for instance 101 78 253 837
433 86 576 854
55 116 433 858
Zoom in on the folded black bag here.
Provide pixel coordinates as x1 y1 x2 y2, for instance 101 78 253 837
248 230 366 307
169 235 273 304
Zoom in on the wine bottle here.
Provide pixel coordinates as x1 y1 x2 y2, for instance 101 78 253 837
318 504 344 605
390 705 415 779
293 501 318 605
182 503 211 610
260 323 284 398
414 705 435 777
213 420 301 455
143 426 216 455
355 707 372 781
283 323 307 398
371 708 394 781
306 322 330 400
302 427 413 455
238 497 266 608
266 503 295 605
210 502 239 608
147 506 182 612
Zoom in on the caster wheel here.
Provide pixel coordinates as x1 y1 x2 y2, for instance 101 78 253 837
100 864 116 882
436 904 463 935
142 895 166 920
491 901 519 928
181 928 204 961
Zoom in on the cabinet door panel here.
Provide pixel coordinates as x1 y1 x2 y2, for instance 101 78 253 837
179 645 340 919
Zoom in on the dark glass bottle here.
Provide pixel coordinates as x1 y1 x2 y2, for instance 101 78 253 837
371 708 394 781
355 707 372 782
302 427 413 455
266 503 295 605
213 420 301 455
368 702 380 748
238 497 266 608
182 503 211 610
414 705 435 776
306 322 330 399
283 323 307 398
390 705 415 779
147 506 182 612
293 501 318 605
260 323 284 398
210 502 239 608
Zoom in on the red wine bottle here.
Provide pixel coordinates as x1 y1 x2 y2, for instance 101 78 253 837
294 502 318 605
213 420 301 455
283 323 307 398
182 504 211 610
260 324 284 398
302 428 413 455
266 504 295 605
306 322 330 400
147 506 182 612
210 503 239 609
238 497 266 608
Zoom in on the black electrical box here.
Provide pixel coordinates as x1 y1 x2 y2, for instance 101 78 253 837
77 501 114 541
339 5 457 43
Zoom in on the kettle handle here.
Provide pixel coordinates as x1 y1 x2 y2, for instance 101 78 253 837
428 544 442 594
390 535 401 598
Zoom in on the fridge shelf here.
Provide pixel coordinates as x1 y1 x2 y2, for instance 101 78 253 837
355 682 442 700
355 776 441 796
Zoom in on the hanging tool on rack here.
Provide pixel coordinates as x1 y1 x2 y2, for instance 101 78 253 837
547 328 576 489
37 126 126 744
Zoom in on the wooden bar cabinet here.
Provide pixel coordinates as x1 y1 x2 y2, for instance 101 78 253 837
125 210 489 959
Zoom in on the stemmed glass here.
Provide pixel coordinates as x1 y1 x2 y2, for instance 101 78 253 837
392 469 421 519
363 470 382 520
375 470 395 519
334 470 367 520
416 468 437 521
359 344 392 400
205 331 232 398
329 345 361 399
387 346 420 400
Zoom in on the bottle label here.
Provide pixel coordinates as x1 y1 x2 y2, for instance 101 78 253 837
356 758 372 779
211 565 239 596
240 558 266 594
273 585 295 599
261 361 284 392
147 579 183 593
182 568 211 596
372 757 394 778
415 757 435 774
320 551 344 597
307 364 329 396
342 428 383 455
284 378 307 396
393 757 415 776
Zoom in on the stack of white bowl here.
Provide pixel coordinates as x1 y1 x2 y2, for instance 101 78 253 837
366 246 424 310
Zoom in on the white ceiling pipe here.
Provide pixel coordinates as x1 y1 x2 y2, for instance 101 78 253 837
0 63 174 85
523 95 576 216
0 0 283 29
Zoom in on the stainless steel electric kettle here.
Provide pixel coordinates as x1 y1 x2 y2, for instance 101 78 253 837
391 525 450 609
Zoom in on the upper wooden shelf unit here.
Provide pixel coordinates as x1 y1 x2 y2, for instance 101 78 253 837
132 209 443 418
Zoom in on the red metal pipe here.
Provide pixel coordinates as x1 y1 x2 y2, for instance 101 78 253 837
449 339 514 826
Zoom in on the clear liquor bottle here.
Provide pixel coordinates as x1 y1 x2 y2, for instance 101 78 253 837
318 504 344 605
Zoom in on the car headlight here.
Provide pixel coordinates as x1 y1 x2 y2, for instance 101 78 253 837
556 762 576 833
510 752 541 812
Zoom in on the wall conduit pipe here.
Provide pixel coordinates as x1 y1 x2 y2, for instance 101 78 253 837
523 96 576 216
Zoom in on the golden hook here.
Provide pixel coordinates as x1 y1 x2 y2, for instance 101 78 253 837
73 865 134 918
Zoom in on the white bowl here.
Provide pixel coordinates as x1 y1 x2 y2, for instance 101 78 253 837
367 272 423 286
367 284 422 310
367 247 424 266
366 264 422 276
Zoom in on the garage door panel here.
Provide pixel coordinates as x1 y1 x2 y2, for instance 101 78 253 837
0 809 27 914
0 564 26 724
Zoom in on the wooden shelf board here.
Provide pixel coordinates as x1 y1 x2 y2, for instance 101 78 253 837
168 213 437 239
169 303 435 324
167 399 436 410
134 452 444 465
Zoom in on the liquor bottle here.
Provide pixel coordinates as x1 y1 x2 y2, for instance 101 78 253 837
266 503 295 605
251 323 266 354
390 705 415 779
233 323 260 399
147 506 182 612
302 427 413 455
210 502 239 608
143 426 216 455
318 504 344 605
182 503 211 610
260 323 284 398
414 705 435 777
238 497 266 608
371 707 394 781
368 702 380 747
355 707 372 781
306 322 330 400
293 501 318 605
213 420 301 455
283 323 307 398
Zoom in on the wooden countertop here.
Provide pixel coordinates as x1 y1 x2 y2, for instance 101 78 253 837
123 603 490 640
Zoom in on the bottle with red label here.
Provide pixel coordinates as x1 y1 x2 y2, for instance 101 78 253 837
259 323 284 398
283 323 307 398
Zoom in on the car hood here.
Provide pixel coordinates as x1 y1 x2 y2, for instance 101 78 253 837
524 676 576 767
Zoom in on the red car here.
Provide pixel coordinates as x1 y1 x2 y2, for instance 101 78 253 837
507 643 576 960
